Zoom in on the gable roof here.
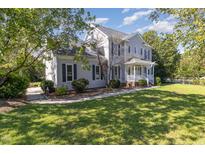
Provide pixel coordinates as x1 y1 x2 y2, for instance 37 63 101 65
96 25 128 39
53 47 96 57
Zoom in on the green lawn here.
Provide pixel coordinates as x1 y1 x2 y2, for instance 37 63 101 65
0 84 205 144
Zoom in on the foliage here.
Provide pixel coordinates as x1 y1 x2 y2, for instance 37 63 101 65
71 78 89 93
155 77 161 86
29 82 41 87
176 50 205 79
200 80 205 86
192 79 200 85
193 79 205 86
138 79 147 87
0 8 94 87
109 79 121 88
40 80 55 93
55 86 67 96
150 9 205 79
0 84 205 144
23 56 45 82
0 73 29 98
143 31 180 81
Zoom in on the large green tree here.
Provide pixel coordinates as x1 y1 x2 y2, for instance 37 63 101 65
143 31 180 81
0 8 94 86
150 8 205 78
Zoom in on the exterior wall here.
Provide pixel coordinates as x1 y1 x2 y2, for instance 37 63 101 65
45 52 57 86
124 34 152 62
45 27 155 89
56 55 106 90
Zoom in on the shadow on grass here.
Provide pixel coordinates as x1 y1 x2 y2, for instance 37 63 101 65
0 89 205 144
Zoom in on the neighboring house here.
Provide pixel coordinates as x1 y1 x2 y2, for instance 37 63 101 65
45 25 155 89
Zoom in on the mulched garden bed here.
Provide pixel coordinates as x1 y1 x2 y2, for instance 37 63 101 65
47 86 143 101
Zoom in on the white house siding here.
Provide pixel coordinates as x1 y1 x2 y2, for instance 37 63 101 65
45 56 56 84
55 55 106 90
124 34 152 62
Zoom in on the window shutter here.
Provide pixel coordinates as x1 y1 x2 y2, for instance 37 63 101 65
62 64 66 82
101 67 103 80
92 65 95 80
74 64 77 80
118 66 120 79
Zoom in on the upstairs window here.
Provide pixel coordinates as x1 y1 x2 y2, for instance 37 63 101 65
148 50 151 60
111 42 114 56
144 49 147 59
140 48 143 56
135 47 137 54
118 44 120 56
128 46 131 54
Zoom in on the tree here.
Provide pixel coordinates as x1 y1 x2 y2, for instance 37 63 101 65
0 8 94 86
150 9 205 79
150 9 205 50
143 31 180 81
177 50 205 79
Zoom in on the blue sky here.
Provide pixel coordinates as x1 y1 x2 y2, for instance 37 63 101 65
86 8 176 34
85 8 184 52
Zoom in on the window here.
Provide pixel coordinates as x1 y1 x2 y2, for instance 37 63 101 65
111 42 114 56
135 47 137 54
148 50 150 60
128 67 131 75
139 66 142 75
96 65 100 80
136 66 142 75
144 49 147 59
113 66 120 80
151 66 154 75
140 48 143 56
148 69 150 75
67 65 73 81
144 67 147 74
118 44 120 56
128 46 131 53
114 66 118 77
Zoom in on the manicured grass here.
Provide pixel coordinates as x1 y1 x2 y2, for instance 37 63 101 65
0 84 205 144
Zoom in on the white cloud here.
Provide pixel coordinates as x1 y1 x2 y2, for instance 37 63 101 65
94 18 109 24
136 20 176 34
121 8 130 14
122 9 153 26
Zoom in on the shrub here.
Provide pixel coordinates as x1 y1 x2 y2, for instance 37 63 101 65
72 78 89 93
0 74 29 98
138 79 147 87
29 82 41 87
200 79 205 86
109 80 121 88
193 79 200 85
55 86 67 96
156 77 161 86
40 80 55 93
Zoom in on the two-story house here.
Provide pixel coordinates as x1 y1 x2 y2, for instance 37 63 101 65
45 25 155 89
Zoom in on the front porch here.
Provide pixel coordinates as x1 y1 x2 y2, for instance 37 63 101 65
125 58 155 86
